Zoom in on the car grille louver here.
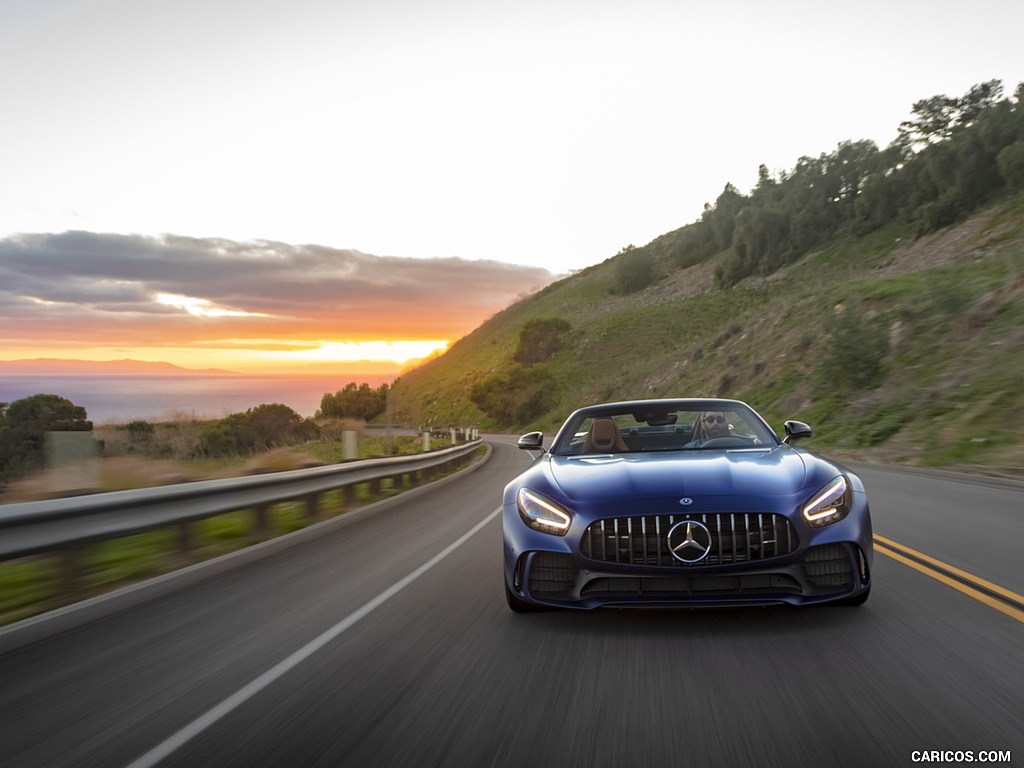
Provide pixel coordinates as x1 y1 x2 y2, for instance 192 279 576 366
579 513 798 567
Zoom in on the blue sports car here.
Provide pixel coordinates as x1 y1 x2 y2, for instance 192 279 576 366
502 398 872 611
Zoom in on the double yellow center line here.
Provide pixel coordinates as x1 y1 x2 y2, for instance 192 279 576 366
874 534 1024 624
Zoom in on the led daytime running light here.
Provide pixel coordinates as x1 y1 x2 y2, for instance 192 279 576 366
803 476 849 524
518 489 571 533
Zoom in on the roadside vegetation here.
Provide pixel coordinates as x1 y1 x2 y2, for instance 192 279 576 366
0 390 473 625
0 382 408 498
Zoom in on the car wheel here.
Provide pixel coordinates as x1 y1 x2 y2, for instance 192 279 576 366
504 578 549 612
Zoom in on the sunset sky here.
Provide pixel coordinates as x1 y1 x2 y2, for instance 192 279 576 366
1 0 1021 373
0 232 551 372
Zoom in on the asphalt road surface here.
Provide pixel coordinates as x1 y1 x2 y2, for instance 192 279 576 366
0 438 1021 768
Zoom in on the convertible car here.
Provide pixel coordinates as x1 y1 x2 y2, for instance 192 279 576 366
502 398 872 611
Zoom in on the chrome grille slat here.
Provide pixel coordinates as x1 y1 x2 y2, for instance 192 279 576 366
580 513 798 567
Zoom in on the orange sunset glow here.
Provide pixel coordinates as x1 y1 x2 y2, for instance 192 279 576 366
0 233 556 376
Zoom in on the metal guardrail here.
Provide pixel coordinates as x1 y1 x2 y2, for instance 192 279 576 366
0 441 482 590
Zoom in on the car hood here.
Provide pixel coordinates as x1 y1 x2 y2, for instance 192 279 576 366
547 448 809 501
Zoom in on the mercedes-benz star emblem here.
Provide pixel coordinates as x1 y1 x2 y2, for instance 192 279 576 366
679 497 694 506
667 520 713 564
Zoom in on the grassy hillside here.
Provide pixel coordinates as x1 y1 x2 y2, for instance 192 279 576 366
391 192 1024 475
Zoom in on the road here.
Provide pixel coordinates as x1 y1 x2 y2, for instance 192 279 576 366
0 439 1021 767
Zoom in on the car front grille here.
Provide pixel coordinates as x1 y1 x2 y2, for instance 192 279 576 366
579 513 798 567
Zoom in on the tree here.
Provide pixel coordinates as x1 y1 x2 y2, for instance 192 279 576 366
0 394 93 484
957 80 1004 128
898 80 1004 151
319 382 389 420
996 140 1024 189
898 93 960 150
705 183 747 251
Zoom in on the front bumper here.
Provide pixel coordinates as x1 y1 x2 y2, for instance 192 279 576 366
502 503 873 609
508 543 870 608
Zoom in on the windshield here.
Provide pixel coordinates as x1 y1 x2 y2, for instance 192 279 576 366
550 402 777 456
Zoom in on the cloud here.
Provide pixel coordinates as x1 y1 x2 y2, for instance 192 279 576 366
0 231 557 351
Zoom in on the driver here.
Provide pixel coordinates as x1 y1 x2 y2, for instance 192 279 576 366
685 410 730 447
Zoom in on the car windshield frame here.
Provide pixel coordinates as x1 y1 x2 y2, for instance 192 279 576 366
548 399 780 457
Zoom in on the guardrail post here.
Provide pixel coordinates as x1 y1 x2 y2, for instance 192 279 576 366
369 478 382 497
61 544 85 597
343 431 358 460
343 484 357 507
178 520 193 559
254 503 270 539
305 492 320 522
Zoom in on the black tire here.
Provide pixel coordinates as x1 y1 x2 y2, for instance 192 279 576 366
833 586 870 606
504 578 549 612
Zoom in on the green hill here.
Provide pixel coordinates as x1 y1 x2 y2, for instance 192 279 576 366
392 81 1024 475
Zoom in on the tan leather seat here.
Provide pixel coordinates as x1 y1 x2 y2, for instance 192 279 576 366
582 418 629 453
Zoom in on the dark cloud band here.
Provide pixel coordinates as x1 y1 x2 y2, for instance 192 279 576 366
0 231 556 345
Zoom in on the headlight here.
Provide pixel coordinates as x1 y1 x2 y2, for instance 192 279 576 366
517 488 572 536
802 476 852 527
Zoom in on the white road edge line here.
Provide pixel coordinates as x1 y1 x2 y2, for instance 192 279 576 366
125 506 502 768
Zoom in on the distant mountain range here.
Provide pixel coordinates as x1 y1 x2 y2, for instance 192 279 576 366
0 358 240 376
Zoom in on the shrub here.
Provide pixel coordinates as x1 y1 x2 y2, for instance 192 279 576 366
195 404 318 458
514 318 572 365
817 307 890 392
612 245 656 294
125 420 155 443
470 365 557 426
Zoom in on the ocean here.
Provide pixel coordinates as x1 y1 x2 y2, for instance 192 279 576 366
0 374 395 423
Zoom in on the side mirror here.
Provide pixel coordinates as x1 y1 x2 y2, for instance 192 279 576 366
783 420 813 444
517 431 546 452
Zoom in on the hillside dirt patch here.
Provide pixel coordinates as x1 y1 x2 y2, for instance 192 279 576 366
872 206 1020 277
